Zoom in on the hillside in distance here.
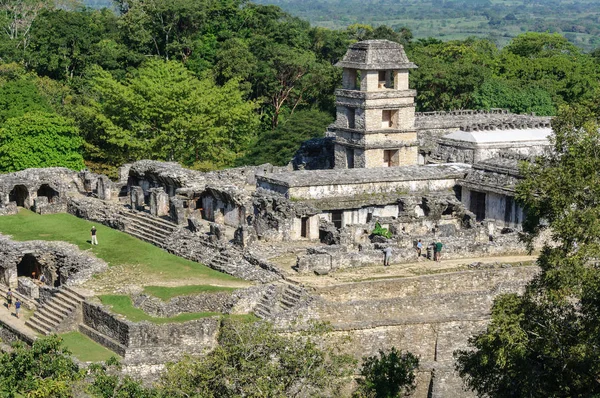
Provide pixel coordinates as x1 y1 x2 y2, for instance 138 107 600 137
253 0 600 50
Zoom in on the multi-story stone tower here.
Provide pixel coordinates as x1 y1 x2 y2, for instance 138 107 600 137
332 40 418 168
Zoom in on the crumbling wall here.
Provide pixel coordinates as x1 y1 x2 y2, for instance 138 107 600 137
0 234 108 288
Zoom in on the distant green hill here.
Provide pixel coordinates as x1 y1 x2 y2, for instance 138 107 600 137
253 0 600 50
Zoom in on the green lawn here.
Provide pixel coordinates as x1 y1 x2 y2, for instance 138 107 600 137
60 331 118 362
99 295 220 323
0 209 239 283
143 285 237 301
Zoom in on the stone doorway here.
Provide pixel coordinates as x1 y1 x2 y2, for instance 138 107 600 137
9 185 29 207
470 191 487 222
37 184 59 204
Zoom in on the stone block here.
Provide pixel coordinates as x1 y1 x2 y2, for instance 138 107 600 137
17 277 39 300
130 186 145 211
150 188 169 217
97 175 113 201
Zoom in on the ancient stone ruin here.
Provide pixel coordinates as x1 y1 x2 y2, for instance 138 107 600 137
0 40 554 396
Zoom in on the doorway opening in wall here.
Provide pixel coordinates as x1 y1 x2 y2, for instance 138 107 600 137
9 185 28 207
381 109 398 129
346 147 355 168
37 184 60 204
470 191 486 222
504 196 514 225
301 217 309 238
331 211 343 230
347 107 355 129
378 70 394 89
383 150 399 167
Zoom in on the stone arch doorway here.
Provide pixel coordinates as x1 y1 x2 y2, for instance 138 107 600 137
37 184 59 204
9 185 29 207
17 253 42 279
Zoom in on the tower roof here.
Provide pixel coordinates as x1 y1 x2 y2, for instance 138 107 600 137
335 40 417 70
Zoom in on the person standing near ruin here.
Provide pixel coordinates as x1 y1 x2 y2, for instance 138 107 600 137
15 298 21 318
434 241 443 262
91 226 98 245
6 288 12 309
416 239 423 260
383 247 393 266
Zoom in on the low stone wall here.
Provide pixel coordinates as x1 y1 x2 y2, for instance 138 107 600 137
132 291 234 317
82 301 220 367
297 230 528 274
0 322 35 345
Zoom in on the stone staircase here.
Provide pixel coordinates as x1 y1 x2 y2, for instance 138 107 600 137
254 280 307 320
25 287 85 335
119 209 178 248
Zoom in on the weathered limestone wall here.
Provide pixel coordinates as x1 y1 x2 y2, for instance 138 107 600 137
132 291 234 317
82 302 220 373
300 266 538 398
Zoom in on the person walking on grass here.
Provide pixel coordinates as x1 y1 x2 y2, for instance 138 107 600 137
15 298 21 318
91 226 98 245
6 288 12 309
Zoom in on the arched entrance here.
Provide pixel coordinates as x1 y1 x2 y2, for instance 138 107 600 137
37 184 59 204
17 253 42 279
9 185 29 207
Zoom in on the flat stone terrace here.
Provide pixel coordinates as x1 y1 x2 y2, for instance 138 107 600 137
258 163 471 188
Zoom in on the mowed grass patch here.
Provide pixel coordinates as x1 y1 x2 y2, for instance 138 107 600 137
99 295 220 323
0 209 239 283
143 285 237 301
60 331 119 362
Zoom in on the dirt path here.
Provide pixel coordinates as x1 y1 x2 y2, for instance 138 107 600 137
287 254 538 288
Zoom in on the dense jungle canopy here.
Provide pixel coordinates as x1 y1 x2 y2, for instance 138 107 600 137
0 0 599 175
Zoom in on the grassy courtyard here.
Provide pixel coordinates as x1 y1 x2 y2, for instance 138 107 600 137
60 331 118 362
0 209 250 290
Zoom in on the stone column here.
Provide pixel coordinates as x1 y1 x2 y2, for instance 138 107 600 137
130 186 145 211
97 176 113 201
150 188 170 217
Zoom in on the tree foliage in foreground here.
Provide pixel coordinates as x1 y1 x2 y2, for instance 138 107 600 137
354 347 419 398
160 319 356 398
455 100 600 397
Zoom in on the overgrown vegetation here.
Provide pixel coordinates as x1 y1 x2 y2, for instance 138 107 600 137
455 96 600 396
0 321 360 397
1 1 598 174
371 222 392 239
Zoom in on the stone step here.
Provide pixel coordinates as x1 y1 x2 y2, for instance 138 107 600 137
126 229 166 248
30 311 60 329
35 308 63 325
54 293 81 309
79 324 126 357
121 210 177 232
63 286 87 301
57 289 84 305
126 219 173 239
45 300 73 317
40 302 65 321
279 298 297 309
25 318 52 335
282 289 302 301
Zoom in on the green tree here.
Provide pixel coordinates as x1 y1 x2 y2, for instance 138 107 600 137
0 76 52 123
455 102 600 397
77 60 258 169
0 111 84 172
238 109 332 166
354 347 419 398
0 335 83 397
472 77 555 116
159 319 356 397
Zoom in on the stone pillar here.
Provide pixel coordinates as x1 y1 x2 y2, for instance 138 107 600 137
33 196 48 214
130 186 145 211
234 224 255 248
97 176 113 201
169 197 187 225
150 188 170 217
